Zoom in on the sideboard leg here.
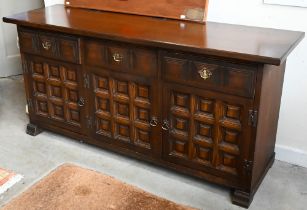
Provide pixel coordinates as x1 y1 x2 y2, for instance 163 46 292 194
26 123 42 136
231 189 253 208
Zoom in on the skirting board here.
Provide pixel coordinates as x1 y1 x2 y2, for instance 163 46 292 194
275 144 307 168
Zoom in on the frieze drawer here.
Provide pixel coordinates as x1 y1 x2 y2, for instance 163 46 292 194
18 27 81 64
162 52 257 98
85 39 157 77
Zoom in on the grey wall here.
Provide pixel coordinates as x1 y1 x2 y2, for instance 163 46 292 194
0 0 44 77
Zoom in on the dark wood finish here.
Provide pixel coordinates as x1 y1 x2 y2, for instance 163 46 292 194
23 54 86 134
86 67 160 157
3 5 304 208
161 51 257 98
3 5 304 65
85 39 157 77
26 123 42 136
162 83 253 181
65 0 209 22
18 28 81 64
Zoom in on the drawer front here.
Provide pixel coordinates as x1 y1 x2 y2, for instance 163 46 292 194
18 28 81 64
162 52 257 98
85 40 157 77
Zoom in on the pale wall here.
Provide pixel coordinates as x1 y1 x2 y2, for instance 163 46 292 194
207 1 307 167
45 0 307 167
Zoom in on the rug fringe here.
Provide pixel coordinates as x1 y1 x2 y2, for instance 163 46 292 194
0 174 23 195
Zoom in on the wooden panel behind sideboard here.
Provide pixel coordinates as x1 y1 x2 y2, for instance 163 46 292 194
64 0 209 23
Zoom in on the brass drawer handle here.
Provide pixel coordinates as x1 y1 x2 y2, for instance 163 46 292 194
112 53 123 62
198 67 212 80
42 41 52 50
162 120 170 131
150 117 159 127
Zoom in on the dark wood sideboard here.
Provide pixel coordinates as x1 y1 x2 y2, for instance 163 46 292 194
3 5 304 208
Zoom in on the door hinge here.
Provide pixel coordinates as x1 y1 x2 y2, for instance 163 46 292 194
248 110 258 127
86 116 93 129
83 73 90 89
243 160 253 173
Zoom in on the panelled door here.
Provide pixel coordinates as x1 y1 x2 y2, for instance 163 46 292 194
162 82 253 181
87 68 160 156
23 55 86 134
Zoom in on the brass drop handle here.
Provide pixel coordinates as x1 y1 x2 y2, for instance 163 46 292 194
78 97 85 107
42 41 52 50
162 120 170 131
150 117 159 127
112 53 123 62
198 67 212 80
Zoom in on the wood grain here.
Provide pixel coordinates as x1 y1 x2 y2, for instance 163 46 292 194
3 5 304 65
65 0 209 22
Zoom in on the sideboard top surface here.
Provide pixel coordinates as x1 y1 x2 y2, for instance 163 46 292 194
3 5 304 65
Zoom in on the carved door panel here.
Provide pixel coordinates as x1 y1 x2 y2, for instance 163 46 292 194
23 55 86 134
162 83 253 181
87 68 160 156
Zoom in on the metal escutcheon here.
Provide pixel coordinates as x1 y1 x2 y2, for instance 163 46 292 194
198 67 212 80
113 53 123 62
42 41 52 50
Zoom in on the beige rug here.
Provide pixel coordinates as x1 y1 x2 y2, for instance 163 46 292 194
2 164 195 210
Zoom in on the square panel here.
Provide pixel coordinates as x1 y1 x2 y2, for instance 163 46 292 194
96 118 112 137
222 153 237 169
115 80 129 95
174 117 188 131
198 123 212 138
67 89 79 103
170 139 189 158
226 105 241 120
35 99 49 116
95 76 109 90
136 107 150 122
198 98 214 114
135 128 151 149
33 63 44 75
194 145 212 163
173 92 190 109
223 129 240 145
96 97 110 112
51 104 65 120
65 68 77 82
115 102 129 118
137 85 150 99
49 65 60 79
50 85 62 98
115 123 131 142
67 109 81 125
35 82 47 94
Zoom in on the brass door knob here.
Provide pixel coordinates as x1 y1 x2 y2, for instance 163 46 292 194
198 67 212 80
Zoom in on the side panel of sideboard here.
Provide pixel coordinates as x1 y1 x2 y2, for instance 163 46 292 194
252 63 286 189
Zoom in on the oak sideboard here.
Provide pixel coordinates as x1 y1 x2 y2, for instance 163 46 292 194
3 5 304 208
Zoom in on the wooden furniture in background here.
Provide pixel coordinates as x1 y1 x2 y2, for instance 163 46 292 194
3 4 304 208
64 0 209 22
